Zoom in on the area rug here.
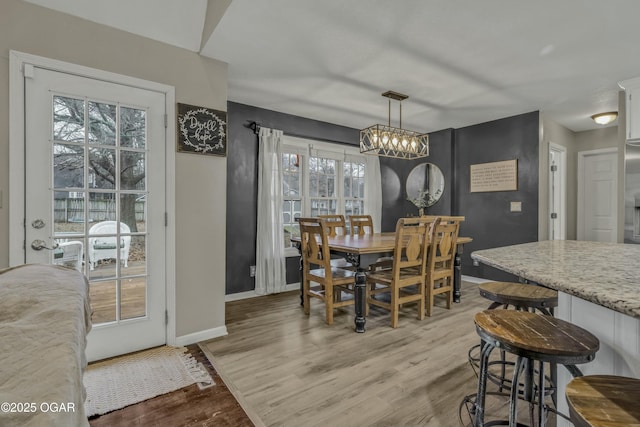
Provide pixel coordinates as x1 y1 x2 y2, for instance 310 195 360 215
84 345 214 417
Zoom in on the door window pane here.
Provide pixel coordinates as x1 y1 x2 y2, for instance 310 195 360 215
90 280 117 323
120 151 146 190
88 192 117 223
88 101 116 146
53 96 85 143
89 147 116 189
120 107 146 148
120 193 146 233
121 276 147 320
53 191 85 234
53 143 84 188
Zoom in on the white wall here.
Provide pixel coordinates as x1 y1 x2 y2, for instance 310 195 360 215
540 112 622 241
0 0 227 341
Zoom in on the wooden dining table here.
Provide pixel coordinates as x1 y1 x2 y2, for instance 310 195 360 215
291 232 472 332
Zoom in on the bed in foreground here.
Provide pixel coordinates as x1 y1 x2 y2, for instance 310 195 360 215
0 264 92 427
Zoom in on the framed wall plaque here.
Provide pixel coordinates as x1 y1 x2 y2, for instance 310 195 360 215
176 103 227 156
470 159 518 192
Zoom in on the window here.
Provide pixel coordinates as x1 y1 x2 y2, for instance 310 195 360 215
283 153 302 249
282 136 371 255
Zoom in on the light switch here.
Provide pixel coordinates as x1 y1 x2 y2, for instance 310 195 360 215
510 201 522 212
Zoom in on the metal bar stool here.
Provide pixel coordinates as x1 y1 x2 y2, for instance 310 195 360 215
566 375 640 427
471 310 599 427
478 281 558 315
469 282 559 391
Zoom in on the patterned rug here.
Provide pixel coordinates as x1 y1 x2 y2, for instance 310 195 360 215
84 346 214 417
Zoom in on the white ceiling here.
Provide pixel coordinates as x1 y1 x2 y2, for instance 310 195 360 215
25 0 640 133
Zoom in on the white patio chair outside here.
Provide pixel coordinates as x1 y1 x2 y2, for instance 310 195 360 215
88 221 131 270
53 240 84 272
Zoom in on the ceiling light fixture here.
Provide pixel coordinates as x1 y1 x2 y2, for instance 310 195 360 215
591 111 618 125
360 91 429 159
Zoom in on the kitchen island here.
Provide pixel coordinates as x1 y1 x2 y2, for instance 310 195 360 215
472 240 640 427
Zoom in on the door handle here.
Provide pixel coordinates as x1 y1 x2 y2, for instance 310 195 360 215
31 240 60 251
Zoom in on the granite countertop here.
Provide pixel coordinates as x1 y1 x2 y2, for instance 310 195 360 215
471 240 640 319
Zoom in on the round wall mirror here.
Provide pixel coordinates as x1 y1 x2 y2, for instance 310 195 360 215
406 163 445 208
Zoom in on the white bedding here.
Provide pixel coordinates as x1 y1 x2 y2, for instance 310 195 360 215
0 264 91 427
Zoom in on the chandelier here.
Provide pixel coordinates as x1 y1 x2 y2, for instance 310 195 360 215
360 91 429 159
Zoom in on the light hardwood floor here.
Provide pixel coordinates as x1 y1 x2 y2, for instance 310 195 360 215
202 281 553 427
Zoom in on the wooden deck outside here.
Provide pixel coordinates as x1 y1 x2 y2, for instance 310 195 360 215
87 261 147 324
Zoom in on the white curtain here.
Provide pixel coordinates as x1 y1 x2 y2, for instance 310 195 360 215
256 127 286 295
364 155 383 232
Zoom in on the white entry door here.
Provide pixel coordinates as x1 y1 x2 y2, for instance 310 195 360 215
578 148 618 242
24 66 167 361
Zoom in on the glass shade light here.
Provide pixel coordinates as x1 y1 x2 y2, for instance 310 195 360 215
360 90 429 160
591 112 618 125
360 124 428 159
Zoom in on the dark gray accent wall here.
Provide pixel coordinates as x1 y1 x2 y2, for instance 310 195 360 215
226 102 359 295
226 102 539 294
455 111 540 281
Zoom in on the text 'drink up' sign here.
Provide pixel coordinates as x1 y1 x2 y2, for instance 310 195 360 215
470 159 518 192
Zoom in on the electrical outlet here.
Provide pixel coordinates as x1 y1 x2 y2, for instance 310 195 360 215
510 201 522 212
249 265 256 277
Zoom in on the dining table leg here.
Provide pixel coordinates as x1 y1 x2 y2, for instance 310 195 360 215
298 253 304 306
453 244 464 303
354 268 366 333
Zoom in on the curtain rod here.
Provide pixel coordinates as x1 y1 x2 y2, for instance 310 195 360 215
248 121 356 147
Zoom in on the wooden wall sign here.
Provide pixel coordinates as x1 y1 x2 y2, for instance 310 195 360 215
470 159 518 192
177 103 227 156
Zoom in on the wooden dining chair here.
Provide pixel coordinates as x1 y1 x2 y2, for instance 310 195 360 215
366 217 434 328
425 218 459 316
317 214 352 269
297 217 356 325
348 214 374 236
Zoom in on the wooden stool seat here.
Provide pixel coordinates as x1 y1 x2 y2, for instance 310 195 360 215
475 310 599 365
479 281 558 314
566 375 640 427
469 310 599 427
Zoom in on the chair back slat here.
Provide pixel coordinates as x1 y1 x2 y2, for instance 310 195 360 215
392 217 434 275
431 222 459 266
318 214 346 237
349 214 374 236
298 217 332 271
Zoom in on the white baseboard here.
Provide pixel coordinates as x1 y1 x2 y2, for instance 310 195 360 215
225 283 300 302
175 325 228 347
283 282 300 292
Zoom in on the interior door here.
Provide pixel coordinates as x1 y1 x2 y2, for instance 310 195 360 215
578 149 618 242
24 66 167 362
549 143 566 240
